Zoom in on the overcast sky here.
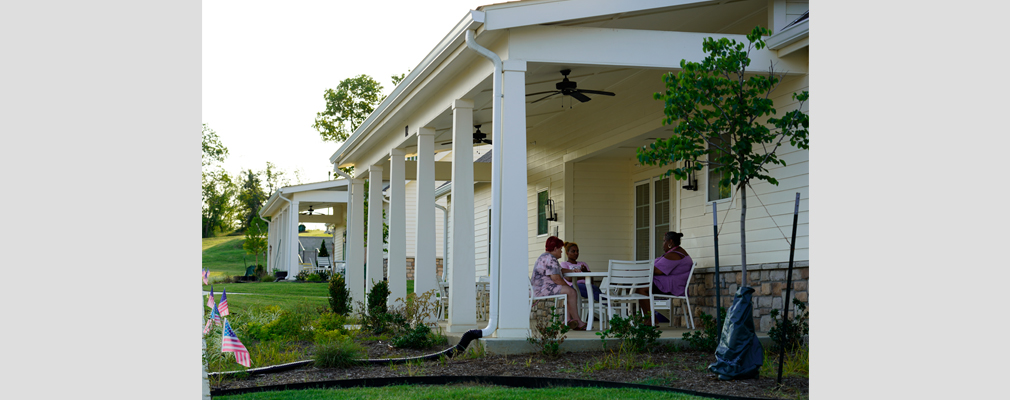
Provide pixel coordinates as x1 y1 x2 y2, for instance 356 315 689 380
203 0 486 184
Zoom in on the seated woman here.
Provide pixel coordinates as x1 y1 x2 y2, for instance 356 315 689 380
559 241 602 301
531 236 587 330
637 231 693 325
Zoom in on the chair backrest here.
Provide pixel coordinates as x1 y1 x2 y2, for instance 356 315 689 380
317 256 331 267
684 261 697 288
606 260 654 294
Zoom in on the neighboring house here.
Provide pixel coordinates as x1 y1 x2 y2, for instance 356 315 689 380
329 0 809 336
259 179 349 279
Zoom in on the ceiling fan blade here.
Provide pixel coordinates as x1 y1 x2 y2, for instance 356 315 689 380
578 89 615 96
526 90 559 97
481 139 492 145
531 92 561 103
570 91 592 103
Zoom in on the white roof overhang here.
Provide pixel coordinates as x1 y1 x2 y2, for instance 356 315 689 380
261 179 349 219
766 18 808 57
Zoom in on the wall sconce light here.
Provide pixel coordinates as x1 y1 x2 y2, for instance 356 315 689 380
546 199 558 221
682 160 698 191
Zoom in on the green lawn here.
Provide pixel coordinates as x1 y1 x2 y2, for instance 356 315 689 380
203 235 252 277
214 384 719 400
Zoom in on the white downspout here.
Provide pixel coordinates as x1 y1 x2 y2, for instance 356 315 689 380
466 28 502 338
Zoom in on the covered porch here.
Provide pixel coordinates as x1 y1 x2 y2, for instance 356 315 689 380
260 179 349 280
330 0 808 338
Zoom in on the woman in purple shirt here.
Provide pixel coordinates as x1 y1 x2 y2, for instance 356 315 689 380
637 231 693 325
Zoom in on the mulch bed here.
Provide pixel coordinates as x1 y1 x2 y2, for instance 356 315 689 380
211 339 808 399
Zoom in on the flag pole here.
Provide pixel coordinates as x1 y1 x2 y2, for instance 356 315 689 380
777 192 801 385
712 201 722 341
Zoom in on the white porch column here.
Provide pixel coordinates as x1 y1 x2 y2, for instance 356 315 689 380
367 165 384 291
448 99 477 332
388 149 407 306
414 128 437 307
495 59 530 338
288 198 300 279
347 179 366 307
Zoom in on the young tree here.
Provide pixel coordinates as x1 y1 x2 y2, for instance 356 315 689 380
313 75 384 143
637 26 809 286
244 216 269 272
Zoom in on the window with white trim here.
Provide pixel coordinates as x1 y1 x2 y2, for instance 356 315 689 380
635 176 672 261
708 132 732 202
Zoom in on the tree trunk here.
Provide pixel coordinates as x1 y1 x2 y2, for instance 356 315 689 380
740 182 747 287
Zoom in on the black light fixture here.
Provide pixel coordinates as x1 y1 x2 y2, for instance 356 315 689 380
307 205 314 215
545 199 558 221
682 160 698 191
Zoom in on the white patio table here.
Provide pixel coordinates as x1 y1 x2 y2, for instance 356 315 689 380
564 271 608 331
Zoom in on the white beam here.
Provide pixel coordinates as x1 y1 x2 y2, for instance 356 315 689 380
510 25 808 75
347 179 366 306
448 99 477 332
388 148 407 306
495 59 530 338
367 165 385 291
288 199 300 279
414 127 438 324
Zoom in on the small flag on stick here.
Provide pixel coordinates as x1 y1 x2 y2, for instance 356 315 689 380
203 318 213 335
219 289 230 317
222 319 251 367
207 286 215 309
211 302 222 326
202 268 209 285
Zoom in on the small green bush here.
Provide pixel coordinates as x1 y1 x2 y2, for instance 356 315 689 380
306 273 323 282
328 274 352 315
391 323 445 349
527 306 570 358
314 337 363 368
318 240 329 258
768 298 809 353
682 308 725 352
367 280 390 315
597 313 660 353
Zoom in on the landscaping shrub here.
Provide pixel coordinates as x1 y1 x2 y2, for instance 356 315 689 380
243 305 317 342
367 280 390 314
328 274 352 315
306 273 323 282
313 337 363 368
387 290 445 349
358 280 399 334
597 313 660 353
527 306 570 358
296 270 310 282
768 298 809 353
682 307 725 352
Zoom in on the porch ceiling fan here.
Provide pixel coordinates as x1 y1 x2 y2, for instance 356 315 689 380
299 205 327 216
526 69 615 104
439 124 492 146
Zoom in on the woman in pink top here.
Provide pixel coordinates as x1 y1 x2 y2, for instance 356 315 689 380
636 231 693 325
559 242 602 301
531 236 587 330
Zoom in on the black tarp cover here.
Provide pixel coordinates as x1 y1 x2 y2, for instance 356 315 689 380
708 286 764 380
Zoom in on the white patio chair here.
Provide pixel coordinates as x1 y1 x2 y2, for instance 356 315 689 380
652 261 697 329
578 277 609 330
436 280 449 321
599 260 655 326
528 277 568 323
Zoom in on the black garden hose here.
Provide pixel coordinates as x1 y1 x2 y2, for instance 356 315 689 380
208 329 484 377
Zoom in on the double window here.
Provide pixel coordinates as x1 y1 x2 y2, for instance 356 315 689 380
708 132 732 202
635 176 671 261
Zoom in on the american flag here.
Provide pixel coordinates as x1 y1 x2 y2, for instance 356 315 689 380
202 268 209 285
203 318 213 335
207 286 215 309
221 319 250 367
218 289 230 317
211 302 222 326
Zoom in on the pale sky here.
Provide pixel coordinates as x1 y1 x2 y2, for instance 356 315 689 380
203 0 487 185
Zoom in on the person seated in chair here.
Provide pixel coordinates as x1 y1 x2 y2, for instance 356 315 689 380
636 231 693 325
559 241 602 301
531 236 587 330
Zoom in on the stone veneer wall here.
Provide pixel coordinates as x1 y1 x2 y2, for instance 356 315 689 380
529 261 809 333
382 257 444 285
